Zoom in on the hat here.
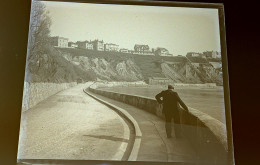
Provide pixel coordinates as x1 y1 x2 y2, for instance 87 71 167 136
168 85 174 89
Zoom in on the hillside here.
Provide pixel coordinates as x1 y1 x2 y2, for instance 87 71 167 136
25 47 96 83
58 48 188 81
26 47 223 85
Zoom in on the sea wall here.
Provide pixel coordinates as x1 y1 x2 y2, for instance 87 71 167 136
22 82 77 111
90 81 147 88
89 83 228 163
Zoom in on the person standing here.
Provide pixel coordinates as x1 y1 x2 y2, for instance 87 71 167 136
155 85 189 138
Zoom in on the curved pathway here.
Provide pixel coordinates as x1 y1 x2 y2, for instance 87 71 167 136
18 83 132 161
87 89 196 163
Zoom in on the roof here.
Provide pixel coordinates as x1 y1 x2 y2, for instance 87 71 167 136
91 40 104 43
105 43 119 46
134 44 149 49
77 41 93 44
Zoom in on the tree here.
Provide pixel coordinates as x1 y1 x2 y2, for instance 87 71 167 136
25 1 52 82
27 0 51 61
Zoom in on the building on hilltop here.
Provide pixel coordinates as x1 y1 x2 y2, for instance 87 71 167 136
148 77 174 85
134 44 149 53
186 52 207 58
119 48 131 53
50 36 68 48
90 40 104 51
155 47 173 56
76 41 93 50
104 43 119 52
134 44 154 55
203 51 221 58
186 52 201 57
68 42 78 48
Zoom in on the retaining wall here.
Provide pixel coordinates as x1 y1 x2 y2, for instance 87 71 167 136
89 84 229 164
22 82 77 111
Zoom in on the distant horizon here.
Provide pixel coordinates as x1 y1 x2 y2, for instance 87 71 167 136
43 1 221 56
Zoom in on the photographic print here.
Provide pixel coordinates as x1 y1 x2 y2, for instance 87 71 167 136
17 0 234 164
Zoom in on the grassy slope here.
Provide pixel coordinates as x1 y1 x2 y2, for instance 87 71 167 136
28 47 96 83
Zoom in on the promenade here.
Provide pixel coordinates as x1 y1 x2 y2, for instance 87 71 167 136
86 89 195 162
18 83 195 164
18 84 131 161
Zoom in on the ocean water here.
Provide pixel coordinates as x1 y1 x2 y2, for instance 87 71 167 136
100 86 226 124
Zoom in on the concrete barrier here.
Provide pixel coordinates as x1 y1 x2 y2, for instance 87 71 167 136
89 84 228 164
22 82 77 111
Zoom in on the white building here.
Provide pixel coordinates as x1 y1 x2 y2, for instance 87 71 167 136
91 40 104 51
77 41 93 50
191 53 200 57
68 42 78 48
120 48 130 53
104 43 119 52
203 51 221 58
51 36 68 48
155 48 172 56
148 77 174 85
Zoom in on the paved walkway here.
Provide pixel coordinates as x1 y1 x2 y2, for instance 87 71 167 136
18 83 132 161
87 89 196 163
18 82 196 164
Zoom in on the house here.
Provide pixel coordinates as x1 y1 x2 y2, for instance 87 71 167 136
104 43 119 52
191 52 200 57
203 51 221 58
68 42 78 48
186 52 201 57
134 44 154 55
119 48 130 53
90 40 104 51
134 44 149 53
148 77 173 85
155 47 171 56
51 36 68 48
192 53 200 57
76 41 93 50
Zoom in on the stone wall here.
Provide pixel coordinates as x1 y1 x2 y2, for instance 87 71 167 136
89 84 229 164
22 82 77 111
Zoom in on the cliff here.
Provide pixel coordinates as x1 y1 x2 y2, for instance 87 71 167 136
25 47 222 85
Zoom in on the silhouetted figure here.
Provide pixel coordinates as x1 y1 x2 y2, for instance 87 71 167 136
155 85 189 138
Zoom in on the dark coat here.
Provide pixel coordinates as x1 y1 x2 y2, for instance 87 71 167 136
155 89 188 116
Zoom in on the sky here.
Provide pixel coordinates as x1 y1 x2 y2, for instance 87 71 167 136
41 1 221 56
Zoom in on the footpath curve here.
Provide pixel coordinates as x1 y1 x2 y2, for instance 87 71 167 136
18 83 132 164
83 89 142 161
88 82 229 164
85 87 196 162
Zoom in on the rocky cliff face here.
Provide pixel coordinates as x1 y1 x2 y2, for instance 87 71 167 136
62 53 143 81
161 61 223 85
26 47 222 85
